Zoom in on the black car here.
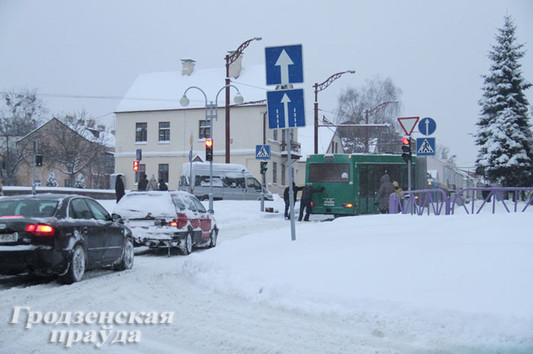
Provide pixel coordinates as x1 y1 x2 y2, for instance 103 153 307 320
0 194 134 284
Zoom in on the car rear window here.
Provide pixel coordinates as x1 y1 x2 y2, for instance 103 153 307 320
0 200 58 218
116 193 176 217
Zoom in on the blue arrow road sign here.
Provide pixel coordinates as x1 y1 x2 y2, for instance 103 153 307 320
256 145 271 160
416 137 436 156
267 89 305 129
418 117 437 136
265 45 303 86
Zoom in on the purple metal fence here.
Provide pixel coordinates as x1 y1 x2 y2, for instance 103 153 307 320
389 187 533 215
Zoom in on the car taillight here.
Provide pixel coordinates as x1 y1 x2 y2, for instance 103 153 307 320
25 224 55 237
311 202 314 207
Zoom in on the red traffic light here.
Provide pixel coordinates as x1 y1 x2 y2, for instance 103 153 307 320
133 160 139 171
401 137 410 145
205 139 213 148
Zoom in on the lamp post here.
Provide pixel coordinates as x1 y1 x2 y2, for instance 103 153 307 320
180 85 244 213
224 37 262 163
313 70 355 154
363 100 399 153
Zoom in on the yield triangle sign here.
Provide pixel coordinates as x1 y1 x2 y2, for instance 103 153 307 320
397 116 420 136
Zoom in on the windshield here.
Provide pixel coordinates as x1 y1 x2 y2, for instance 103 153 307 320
308 163 350 183
0 200 58 218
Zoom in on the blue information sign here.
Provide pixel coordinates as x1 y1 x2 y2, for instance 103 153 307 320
416 137 436 156
267 89 305 129
418 117 437 136
265 45 304 86
255 145 271 160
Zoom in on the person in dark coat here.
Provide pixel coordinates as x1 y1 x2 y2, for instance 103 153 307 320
115 174 125 203
283 182 304 219
298 184 324 221
159 178 168 191
376 172 395 214
138 173 148 191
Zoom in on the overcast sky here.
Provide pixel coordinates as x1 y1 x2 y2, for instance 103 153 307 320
1 0 532 168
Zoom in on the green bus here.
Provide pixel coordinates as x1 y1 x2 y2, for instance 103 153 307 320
305 154 426 216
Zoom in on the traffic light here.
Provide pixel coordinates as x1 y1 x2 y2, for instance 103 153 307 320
205 139 213 161
401 137 411 163
35 154 43 167
133 160 139 171
260 161 268 175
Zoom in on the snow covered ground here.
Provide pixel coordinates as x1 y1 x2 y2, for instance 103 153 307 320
0 195 532 353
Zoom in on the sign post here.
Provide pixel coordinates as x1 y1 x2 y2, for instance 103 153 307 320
265 44 305 241
256 145 271 212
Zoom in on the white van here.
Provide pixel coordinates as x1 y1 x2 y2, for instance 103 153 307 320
179 162 273 201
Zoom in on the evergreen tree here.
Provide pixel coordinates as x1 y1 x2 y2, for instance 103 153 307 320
475 15 532 187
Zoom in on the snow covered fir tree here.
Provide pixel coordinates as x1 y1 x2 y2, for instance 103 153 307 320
46 172 58 187
475 15 533 187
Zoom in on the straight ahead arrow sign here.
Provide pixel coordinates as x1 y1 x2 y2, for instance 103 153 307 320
265 45 304 85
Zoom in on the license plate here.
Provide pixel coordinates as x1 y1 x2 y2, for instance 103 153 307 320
0 233 18 243
323 198 335 207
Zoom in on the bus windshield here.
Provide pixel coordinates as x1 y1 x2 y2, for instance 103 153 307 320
308 163 350 183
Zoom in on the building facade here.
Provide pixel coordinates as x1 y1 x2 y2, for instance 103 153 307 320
114 61 303 196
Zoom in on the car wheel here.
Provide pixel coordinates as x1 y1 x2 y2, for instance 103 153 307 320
209 228 218 248
180 232 193 255
59 244 86 284
114 238 134 271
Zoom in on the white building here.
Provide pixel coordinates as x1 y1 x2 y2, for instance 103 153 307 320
114 59 303 195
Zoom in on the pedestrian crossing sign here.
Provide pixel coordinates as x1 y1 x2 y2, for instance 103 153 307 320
255 145 271 160
416 137 436 156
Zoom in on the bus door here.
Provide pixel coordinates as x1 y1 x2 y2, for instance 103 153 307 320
358 164 381 214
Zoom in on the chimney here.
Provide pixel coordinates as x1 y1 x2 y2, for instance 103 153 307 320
227 51 243 78
181 59 196 76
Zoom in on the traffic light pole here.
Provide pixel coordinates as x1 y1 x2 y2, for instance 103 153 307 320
207 102 215 214
32 142 37 195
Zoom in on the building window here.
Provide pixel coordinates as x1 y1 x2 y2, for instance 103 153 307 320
273 162 278 184
136 123 147 143
273 129 278 141
281 163 286 185
159 122 170 142
199 120 211 139
158 164 169 183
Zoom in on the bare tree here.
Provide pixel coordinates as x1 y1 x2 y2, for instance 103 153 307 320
335 77 403 153
0 89 47 185
37 112 108 187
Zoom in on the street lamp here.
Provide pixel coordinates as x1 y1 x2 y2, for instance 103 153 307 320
224 37 262 163
363 100 399 153
313 70 356 154
180 85 244 213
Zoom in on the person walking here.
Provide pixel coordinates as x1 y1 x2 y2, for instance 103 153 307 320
298 183 324 221
376 171 395 214
283 182 303 220
147 174 158 191
158 178 168 191
115 174 125 203
138 173 148 191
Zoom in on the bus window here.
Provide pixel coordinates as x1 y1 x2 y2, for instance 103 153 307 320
308 163 350 183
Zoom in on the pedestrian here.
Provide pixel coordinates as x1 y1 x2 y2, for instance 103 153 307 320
147 174 158 191
283 182 303 219
159 178 168 191
138 173 148 191
115 174 125 203
376 171 395 214
393 181 402 199
0 179 3 196
298 183 324 221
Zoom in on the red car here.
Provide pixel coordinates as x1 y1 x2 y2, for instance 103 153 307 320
113 191 218 255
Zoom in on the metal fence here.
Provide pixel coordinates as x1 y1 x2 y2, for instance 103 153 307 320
390 187 533 215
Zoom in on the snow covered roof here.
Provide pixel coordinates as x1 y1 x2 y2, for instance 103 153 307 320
116 64 268 113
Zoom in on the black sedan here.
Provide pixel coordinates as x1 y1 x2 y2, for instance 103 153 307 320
0 194 134 284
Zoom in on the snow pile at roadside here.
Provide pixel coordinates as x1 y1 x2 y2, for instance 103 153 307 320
181 199 533 351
